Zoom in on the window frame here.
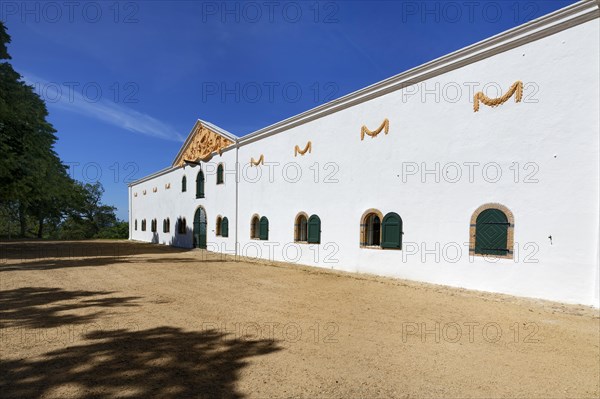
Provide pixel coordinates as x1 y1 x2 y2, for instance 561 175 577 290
250 215 260 239
294 212 309 243
359 209 383 249
216 215 222 236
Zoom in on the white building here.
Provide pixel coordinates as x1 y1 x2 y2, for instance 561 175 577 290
129 0 600 307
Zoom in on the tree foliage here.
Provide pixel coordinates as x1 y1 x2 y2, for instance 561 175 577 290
0 22 126 240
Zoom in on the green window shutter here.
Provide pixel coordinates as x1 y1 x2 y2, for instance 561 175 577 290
259 216 269 240
307 215 321 244
196 171 205 198
475 209 509 255
217 164 224 184
182 176 187 192
381 212 402 249
222 217 229 237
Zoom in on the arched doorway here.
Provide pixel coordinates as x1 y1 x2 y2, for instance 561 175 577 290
193 207 207 249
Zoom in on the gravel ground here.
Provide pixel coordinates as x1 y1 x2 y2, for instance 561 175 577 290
0 240 598 398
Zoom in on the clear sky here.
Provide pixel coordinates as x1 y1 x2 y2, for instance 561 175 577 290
2 0 576 219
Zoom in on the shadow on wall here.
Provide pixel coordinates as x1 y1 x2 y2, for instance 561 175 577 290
0 327 282 399
151 232 159 244
169 220 193 249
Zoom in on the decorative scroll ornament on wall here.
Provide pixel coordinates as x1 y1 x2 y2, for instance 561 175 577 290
294 141 312 157
165 183 171 189
361 118 389 140
250 155 264 166
142 190 146 195
134 193 138 197
153 187 157 193
473 81 523 112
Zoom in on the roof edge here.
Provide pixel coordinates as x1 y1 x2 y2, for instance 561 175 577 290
128 166 178 187
128 0 598 187
237 0 599 146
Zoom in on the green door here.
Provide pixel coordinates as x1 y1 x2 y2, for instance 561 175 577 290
259 216 269 240
193 207 207 249
307 215 321 244
475 209 509 255
381 212 402 249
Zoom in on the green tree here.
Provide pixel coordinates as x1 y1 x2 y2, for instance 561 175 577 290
57 182 125 239
1 22 127 240
0 21 66 237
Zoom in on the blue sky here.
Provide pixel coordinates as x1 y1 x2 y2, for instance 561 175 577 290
2 0 575 219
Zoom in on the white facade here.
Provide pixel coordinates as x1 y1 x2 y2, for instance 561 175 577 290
130 1 600 307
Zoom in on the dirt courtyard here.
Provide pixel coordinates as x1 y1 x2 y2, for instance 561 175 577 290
0 240 598 398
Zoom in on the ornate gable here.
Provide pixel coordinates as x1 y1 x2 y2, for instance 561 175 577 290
173 121 235 167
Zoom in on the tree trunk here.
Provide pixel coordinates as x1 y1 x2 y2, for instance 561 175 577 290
37 217 44 238
18 202 26 237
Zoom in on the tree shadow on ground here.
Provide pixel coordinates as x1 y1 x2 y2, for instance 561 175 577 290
0 256 130 272
0 240 191 262
0 254 232 273
0 326 281 399
0 287 140 329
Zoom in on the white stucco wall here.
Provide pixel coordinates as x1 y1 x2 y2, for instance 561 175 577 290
129 148 238 254
130 9 599 307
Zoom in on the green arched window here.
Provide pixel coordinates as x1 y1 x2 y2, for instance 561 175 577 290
196 171 205 198
259 216 269 240
221 217 229 238
217 164 224 184
182 176 187 192
141 219 146 231
381 212 402 249
307 215 321 244
475 209 509 255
